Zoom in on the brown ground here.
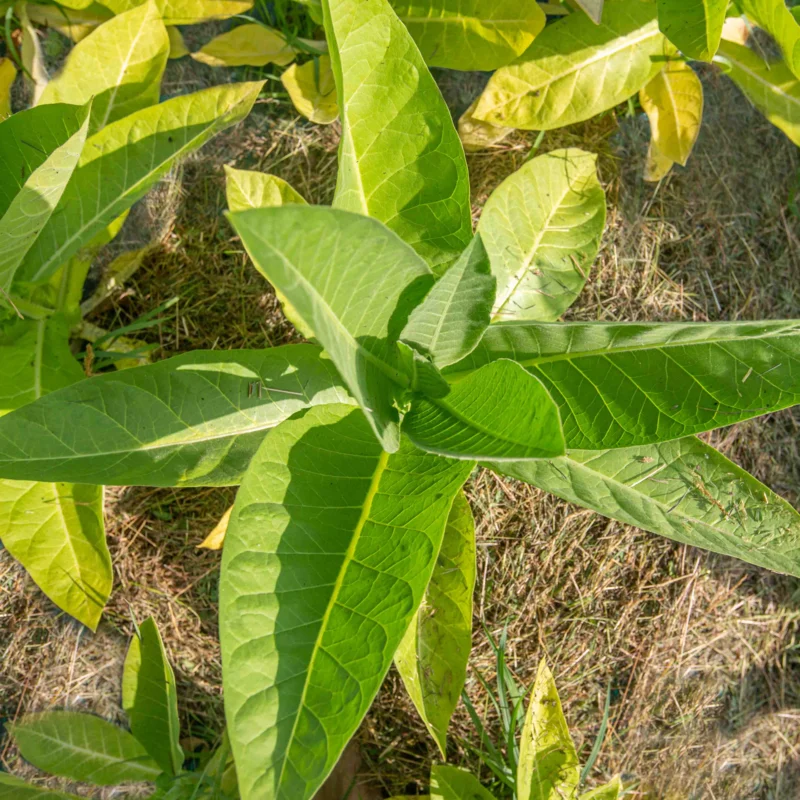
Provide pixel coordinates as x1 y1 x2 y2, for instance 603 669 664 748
2 43 800 800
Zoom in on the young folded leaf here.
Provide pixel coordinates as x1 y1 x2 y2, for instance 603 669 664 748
430 765 496 800
491 435 800 577
0 103 90 296
449 320 800 449
122 617 184 776
10 712 161 785
715 40 800 146
38 1 169 134
389 0 545 71
472 0 667 130
191 24 296 67
281 56 338 124
17 80 264 285
478 149 605 323
737 0 800 80
517 660 579 800
20 3 49 104
228 205 434 451
323 0 472 274
0 317 110 631
639 60 703 167
395 491 476 756
657 0 727 61
401 234 496 369
220 404 473 800
0 346 354 487
404 360 565 460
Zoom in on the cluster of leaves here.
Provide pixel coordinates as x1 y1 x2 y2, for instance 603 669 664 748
0 0 262 629
2 618 237 798
1 0 800 798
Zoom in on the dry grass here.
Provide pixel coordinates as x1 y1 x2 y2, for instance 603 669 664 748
1 56 800 800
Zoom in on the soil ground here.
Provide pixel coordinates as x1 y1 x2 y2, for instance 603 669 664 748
2 25 800 800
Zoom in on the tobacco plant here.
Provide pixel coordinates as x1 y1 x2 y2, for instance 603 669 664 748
2 618 237 799
0 1 261 628
1 0 800 797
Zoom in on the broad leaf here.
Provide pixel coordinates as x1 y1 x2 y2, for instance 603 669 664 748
228 206 433 452
39 2 169 134
0 105 90 296
10 712 162 785
389 0 545 71
323 0 472 274
517 660 579 800
16 80 263 285
738 0 800 79
24 3 112 42
458 99 513 152
0 774 82 799
639 61 703 166
715 40 800 146
122 617 183 776
191 24 296 67
225 165 307 210
281 56 339 124
404 360 565 460
492 435 800 577
580 777 622 800
447 320 800 449
0 345 355 487
0 317 111 631
99 0 253 25
395 491 476 756
478 148 605 323
430 765 496 800
472 0 667 131
401 234 496 368
0 57 14 119
220 403 472 800
657 0 727 61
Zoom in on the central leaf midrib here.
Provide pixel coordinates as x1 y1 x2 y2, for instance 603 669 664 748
275 448 390 795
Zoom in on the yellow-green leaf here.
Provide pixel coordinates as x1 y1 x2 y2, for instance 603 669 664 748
473 0 668 131
20 3 49 104
198 505 231 549
167 25 189 58
281 55 338 124
639 60 703 166
395 491 475 755
458 98 512 152
643 137 674 182
430 765 496 800
518 660 579 800
39 2 169 134
738 0 800 79
389 0 545 71
580 776 623 800
657 0 727 61
0 57 16 119
25 3 112 42
191 23 295 67
99 0 253 25
715 40 800 146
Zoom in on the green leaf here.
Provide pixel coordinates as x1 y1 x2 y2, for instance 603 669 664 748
323 0 472 275
0 774 82 799
580 776 622 800
0 345 355 487
447 320 800 449
225 165 307 212
472 0 667 131
715 40 800 146
517 660 579 800
0 318 111 631
39 2 169 134
430 765 496 800
16 80 263 285
388 0 545 71
0 105 90 298
404 360 565 460
228 206 433 452
657 0 727 61
401 234 496 369
98 0 254 25
220 404 472 800
492 435 800 577
478 149 605 323
11 712 162 785
573 0 604 25
122 617 183 776
395 491 476 756
738 0 800 79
